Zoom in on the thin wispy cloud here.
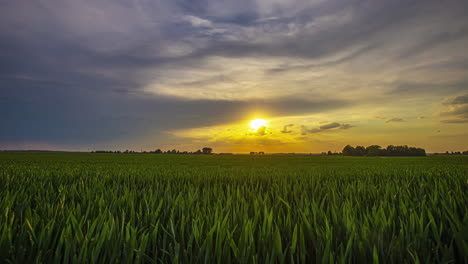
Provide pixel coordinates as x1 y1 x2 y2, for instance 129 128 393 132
386 118 406 123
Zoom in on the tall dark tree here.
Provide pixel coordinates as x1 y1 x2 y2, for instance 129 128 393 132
342 145 355 156
354 146 366 156
202 147 213 154
366 145 382 156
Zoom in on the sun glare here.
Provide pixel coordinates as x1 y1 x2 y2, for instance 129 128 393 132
250 119 267 130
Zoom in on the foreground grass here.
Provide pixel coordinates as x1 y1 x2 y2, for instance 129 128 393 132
0 153 467 263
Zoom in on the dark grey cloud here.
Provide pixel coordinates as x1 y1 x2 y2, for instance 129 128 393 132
340 124 353 130
385 118 405 123
440 105 468 118
281 124 294 133
184 0 468 61
447 94 468 105
398 26 468 59
301 126 320 135
440 119 468 124
388 80 468 96
301 122 353 135
320 122 341 130
0 76 351 145
440 93 468 123
265 44 377 74
177 75 238 87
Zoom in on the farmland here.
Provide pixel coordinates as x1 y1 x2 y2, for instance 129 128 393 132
0 153 467 263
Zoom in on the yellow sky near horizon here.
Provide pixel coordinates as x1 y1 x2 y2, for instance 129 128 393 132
165 107 468 153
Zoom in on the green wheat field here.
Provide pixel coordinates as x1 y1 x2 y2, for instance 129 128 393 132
0 153 467 263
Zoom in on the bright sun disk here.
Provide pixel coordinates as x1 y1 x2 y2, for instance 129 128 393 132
250 119 267 130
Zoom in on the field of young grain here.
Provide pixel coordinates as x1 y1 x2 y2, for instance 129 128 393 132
0 153 467 263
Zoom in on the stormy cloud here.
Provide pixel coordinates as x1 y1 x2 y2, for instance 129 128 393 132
1 0 467 151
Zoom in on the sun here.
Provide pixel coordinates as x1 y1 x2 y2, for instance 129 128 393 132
250 119 267 130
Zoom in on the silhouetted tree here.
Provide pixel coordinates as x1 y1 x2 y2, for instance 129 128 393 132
202 147 213 154
195 149 202 154
342 144 425 156
355 146 366 156
342 145 355 156
366 145 382 156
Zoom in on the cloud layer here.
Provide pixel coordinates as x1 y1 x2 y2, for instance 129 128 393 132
440 93 468 123
1 0 467 151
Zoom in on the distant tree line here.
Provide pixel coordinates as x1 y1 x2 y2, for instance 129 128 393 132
341 145 426 156
92 147 213 155
321 151 340 155
432 151 468 155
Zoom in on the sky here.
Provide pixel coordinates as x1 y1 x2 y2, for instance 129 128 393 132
1 0 467 153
